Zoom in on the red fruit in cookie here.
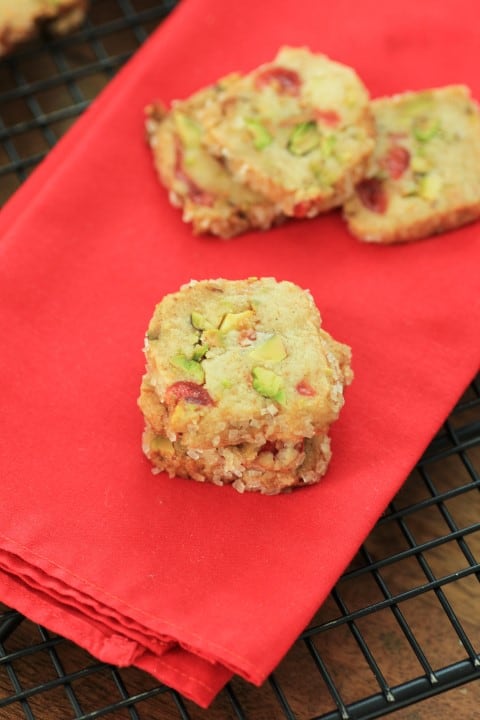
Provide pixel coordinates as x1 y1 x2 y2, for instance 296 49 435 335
165 382 214 406
314 108 341 126
356 178 388 214
254 66 301 95
260 441 278 455
296 380 316 396
292 199 317 218
176 169 215 205
174 139 215 206
380 144 410 179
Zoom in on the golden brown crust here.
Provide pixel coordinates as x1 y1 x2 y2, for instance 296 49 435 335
345 201 480 245
142 426 332 495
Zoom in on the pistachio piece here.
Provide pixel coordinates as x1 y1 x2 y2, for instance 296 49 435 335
219 310 255 332
413 117 441 142
252 367 286 404
410 155 430 173
150 435 175 457
170 354 205 384
418 172 443 201
174 112 202 147
320 133 336 157
249 334 287 362
244 118 273 150
191 311 213 330
202 328 223 348
192 344 209 361
287 121 321 155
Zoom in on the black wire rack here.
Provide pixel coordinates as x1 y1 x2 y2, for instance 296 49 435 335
1 2 479 718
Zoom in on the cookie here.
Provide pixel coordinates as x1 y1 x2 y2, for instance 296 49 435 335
343 85 480 243
198 46 375 218
138 277 353 494
141 423 333 495
145 84 283 238
0 0 88 56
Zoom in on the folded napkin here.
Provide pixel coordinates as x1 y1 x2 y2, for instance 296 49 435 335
1 0 479 707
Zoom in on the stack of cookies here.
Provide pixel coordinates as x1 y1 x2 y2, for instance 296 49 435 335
138 277 353 494
146 46 480 244
146 46 375 238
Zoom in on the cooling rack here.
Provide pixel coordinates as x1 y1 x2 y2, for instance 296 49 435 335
1 2 479 718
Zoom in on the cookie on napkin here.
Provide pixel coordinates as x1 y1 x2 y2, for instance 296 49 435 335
343 85 480 243
138 277 353 494
198 46 375 218
145 84 284 238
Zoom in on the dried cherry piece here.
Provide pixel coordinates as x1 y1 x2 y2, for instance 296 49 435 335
356 178 388 214
381 144 410 179
254 66 301 95
314 108 341 126
165 382 214 406
296 380 317 396
174 139 215 206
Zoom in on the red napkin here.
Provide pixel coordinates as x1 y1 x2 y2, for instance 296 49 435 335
1 0 480 707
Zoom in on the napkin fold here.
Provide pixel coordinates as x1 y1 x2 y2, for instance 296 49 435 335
1 0 480 707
